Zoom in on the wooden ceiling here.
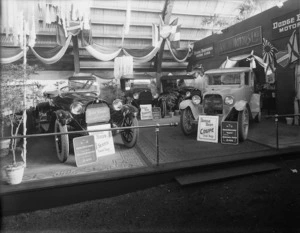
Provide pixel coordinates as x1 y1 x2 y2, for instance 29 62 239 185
1 0 282 74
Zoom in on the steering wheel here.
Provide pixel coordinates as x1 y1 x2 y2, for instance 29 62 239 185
60 86 76 92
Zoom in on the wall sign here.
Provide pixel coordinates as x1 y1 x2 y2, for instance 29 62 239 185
194 44 214 60
73 135 97 167
272 10 300 39
87 124 115 157
219 26 262 54
221 121 239 145
197 115 219 143
140 104 153 120
152 107 161 119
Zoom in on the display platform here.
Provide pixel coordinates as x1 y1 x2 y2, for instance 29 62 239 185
1 115 299 215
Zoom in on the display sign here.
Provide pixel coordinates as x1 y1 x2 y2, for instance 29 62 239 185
194 44 214 60
221 121 239 145
87 124 115 157
219 26 262 54
152 107 161 119
272 10 300 39
140 104 153 120
73 135 97 167
197 115 219 143
86 104 110 124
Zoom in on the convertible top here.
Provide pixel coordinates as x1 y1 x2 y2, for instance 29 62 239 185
160 75 195 80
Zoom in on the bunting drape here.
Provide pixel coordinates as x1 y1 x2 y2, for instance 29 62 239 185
0 47 29 64
29 35 72 64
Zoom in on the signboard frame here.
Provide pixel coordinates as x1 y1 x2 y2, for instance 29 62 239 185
140 104 153 120
73 135 97 167
87 124 115 157
152 107 161 120
197 115 219 143
221 121 239 145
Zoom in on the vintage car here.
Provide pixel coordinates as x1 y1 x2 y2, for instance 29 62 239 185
35 73 139 163
159 75 202 118
180 67 261 142
120 73 159 112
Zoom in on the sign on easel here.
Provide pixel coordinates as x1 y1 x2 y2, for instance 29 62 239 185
140 104 153 120
152 107 161 120
87 124 115 157
73 135 97 167
221 121 239 145
197 115 219 143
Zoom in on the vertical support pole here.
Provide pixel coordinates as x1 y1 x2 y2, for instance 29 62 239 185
23 19 27 167
72 35 80 74
155 124 160 166
275 114 279 150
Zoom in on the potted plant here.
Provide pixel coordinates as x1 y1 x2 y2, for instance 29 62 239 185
0 64 37 185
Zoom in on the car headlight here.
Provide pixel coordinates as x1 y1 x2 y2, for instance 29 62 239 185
112 99 123 111
224 96 234 105
186 91 191 97
192 95 201 105
153 93 159 99
133 93 139 100
70 102 84 115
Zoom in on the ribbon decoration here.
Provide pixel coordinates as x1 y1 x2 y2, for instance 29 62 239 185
262 38 277 73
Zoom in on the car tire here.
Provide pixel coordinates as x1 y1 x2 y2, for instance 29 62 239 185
121 116 139 148
180 107 196 135
54 120 69 163
238 108 249 142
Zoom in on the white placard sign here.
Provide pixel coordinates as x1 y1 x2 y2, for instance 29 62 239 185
140 104 153 120
197 115 219 143
87 124 115 157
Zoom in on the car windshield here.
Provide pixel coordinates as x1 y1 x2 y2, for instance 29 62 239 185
124 79 152 90
68 79 99 93
162 79 194 90
207 73 241 85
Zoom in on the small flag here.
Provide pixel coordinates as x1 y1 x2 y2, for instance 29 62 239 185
275 50 290 68
169 18 180 49
287 30 299 63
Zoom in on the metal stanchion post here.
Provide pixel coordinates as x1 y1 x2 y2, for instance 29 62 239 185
275 114 279 150
155 124 160 166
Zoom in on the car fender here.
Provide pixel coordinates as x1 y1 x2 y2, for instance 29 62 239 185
179 100 202 119
55 110 72 126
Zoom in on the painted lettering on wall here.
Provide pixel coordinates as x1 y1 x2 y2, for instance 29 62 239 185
194 44 214 60
219 27 262 54
272 10 300 39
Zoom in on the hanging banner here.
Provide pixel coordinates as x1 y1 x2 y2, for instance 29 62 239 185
197 115 219 143
219 26 262 55
272 10 300 39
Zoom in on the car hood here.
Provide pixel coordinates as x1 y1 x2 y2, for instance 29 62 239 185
204 86 241 97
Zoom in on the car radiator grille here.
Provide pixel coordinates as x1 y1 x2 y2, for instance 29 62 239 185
86 103 110 124
203 94 223 115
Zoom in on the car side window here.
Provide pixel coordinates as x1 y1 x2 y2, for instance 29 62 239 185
244 72 249 85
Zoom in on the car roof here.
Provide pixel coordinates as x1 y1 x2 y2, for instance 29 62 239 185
204 67 252 74
121 73 155 80
160 75 195 80
68 73 107 81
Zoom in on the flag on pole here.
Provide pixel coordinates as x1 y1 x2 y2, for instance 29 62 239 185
262 38 277 73
169 18 180 49
287 30 299 63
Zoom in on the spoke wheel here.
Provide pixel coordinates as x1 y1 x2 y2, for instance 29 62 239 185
180 108 196 135
54 120 69 162
121 116 139 148
238 108 249 142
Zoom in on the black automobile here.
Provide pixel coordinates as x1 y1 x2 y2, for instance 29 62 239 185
35 73 139 163
120 73 159 113
159 75 201 118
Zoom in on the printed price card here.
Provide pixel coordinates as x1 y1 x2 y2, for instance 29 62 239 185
197 115 219 143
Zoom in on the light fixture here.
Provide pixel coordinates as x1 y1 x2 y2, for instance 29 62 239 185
276 1 284 8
